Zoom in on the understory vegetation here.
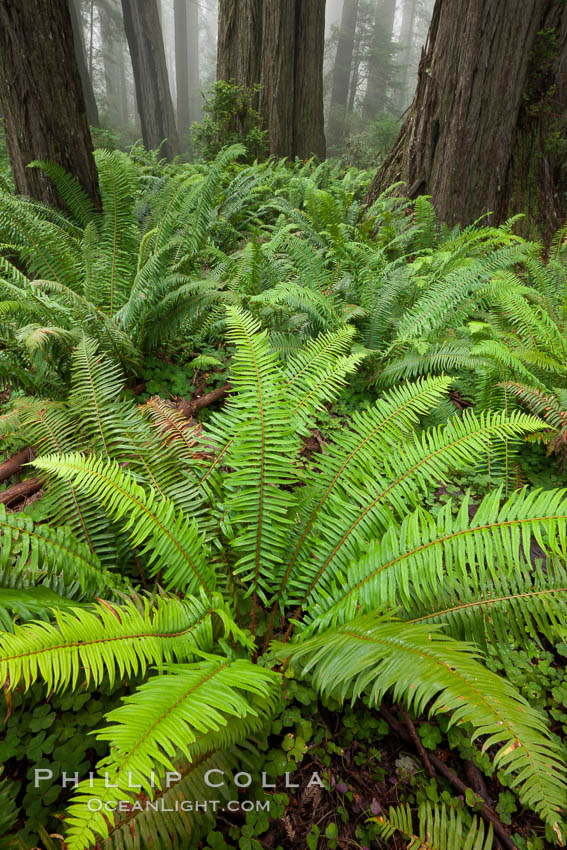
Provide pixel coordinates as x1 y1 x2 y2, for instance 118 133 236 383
0 143 567 850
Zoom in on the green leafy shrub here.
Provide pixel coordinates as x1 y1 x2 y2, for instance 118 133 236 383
192 81 269 163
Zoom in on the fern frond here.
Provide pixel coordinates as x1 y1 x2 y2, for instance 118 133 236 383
373 802 493 850
303 487 567 647
63 696 273 850
0 587 87 632
93 658 279 792
284 326 363 428
288 408 546 610
28 160 100 228
500 382 567 432
276 615 567 830
395 244 534 341
0 190 82 286
0 502 116 599
94 149 140 316
32 452 215 594
0 594 234 691
211 307 300 605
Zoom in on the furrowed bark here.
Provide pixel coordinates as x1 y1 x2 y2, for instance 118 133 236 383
0 0 100 207
366 0 567 239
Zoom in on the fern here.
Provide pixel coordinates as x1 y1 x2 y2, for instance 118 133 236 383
372 801 493 850
0 594 241 691
5 149 567 849
32 452 215 595
302 486 567 650
274 616 567 828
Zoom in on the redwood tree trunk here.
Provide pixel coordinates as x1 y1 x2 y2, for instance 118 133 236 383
0 0 100 207
217 0 325 160
121 0 180 160
217 0 263 93
259 0 296 158
293 0 326 159
69 0 99 126
328 0 360 149
366 0 567 239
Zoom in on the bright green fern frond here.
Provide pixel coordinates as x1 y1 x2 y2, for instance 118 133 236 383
288 409 547 610
0 594 231 692
93 658 279 792
303 486 567 644
284 326 363 430
275 375 453 606
94 149 140 316
372 802 493 850
67 335 132 458
63 694 274 850
32 452 215 595
211 307 300 606
276 615 567 831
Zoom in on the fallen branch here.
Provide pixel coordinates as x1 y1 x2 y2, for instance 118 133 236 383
177 382 231 418
401 706 434 778
380 704 517 850
0 448 33 483
0 478 43 507
465 759 493 807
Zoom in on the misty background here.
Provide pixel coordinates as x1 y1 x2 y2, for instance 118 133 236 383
70 0 434 165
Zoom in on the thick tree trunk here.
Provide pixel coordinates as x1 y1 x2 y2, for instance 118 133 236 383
363 0 397 119
217 0 262 93
259 0 296 158
121 0 180 160
69 0 99 126
292 0 326 159
366 0 567 240
175 0 190 144
0 0 100 208
328 0 360 149
217 0 325 159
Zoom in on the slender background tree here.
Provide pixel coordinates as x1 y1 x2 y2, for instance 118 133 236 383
96 0 131 127
363 0 397 119
327 0 360 149
121 0 180 159
175 0 190 142
69 0 100 127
